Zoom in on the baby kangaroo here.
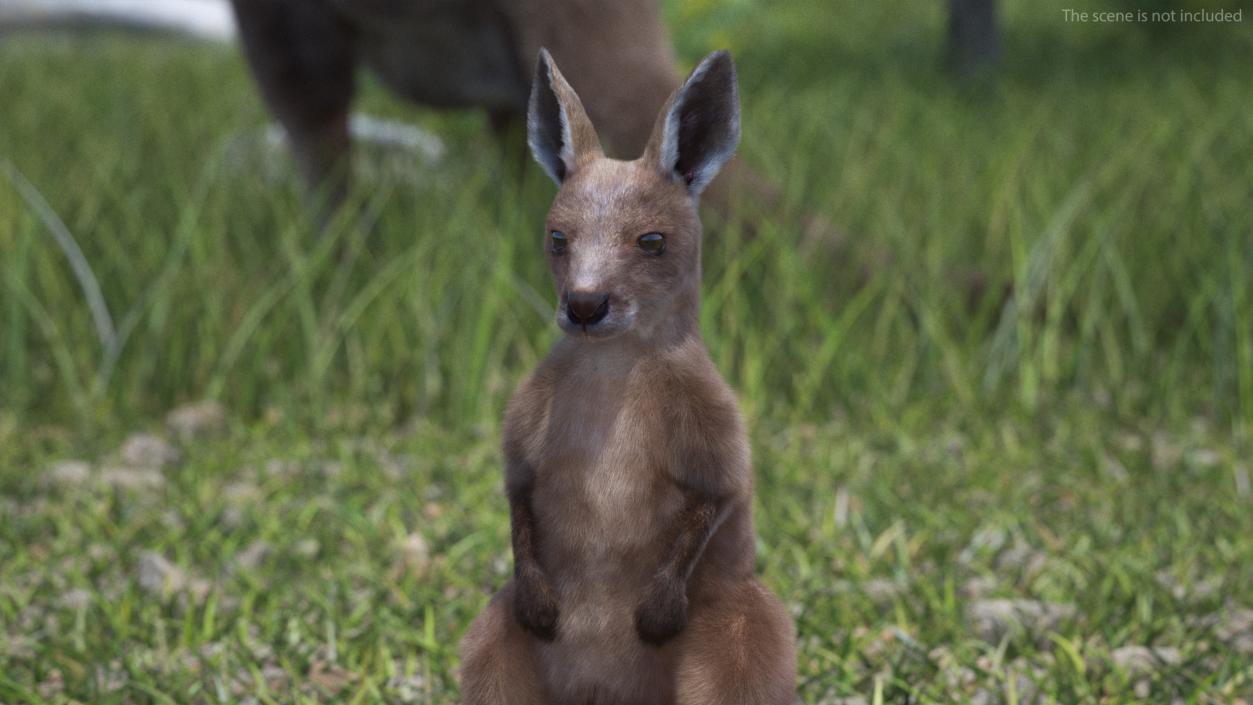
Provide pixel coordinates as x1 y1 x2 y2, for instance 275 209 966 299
459 49 796 705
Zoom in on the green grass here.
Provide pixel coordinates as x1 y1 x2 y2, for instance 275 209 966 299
1 0 1252 702
2 405 1250 702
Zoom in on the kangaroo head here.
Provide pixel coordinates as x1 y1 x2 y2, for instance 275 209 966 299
527 49 740 343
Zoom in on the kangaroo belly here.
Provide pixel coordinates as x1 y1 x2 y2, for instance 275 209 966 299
532 449 682 701
539 580 673 705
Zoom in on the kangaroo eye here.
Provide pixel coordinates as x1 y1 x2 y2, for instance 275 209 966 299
549 230 567 255
638 232 665 255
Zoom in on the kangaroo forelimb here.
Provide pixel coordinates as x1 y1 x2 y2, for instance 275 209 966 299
508 478 560 641
634 488 727 645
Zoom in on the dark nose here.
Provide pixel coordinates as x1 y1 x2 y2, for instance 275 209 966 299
566 291 610 326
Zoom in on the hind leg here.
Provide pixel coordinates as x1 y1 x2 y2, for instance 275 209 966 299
230 0 356 207
673 579 796 705
459 582 549 705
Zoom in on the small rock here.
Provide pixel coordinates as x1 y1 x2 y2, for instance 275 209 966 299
137 551 182 592
36 668 64 698
960 576 998 599
1154 571 1221 602
87 543 113 562
307 660 357 694
221 505 246 528
944 665 978 692
860 627 908 662
95 660 128 693
234 541 272 571
45 460 90 487
59 589 92 610
222 480 260 503
995 543 1047 574
263 458 300 478
160 509 186 531
2 634 35 659
958 527 1008 565
295 539 320 558
1102 452 1129 481
120 433 180 469
1215 605 1253 654
316 459 344 478
396 533 431 574
1110 645 1182 675
833 485 852 527
1004 659 1046 705
166 400 227 441
944 432 967 457
860 578 905 603
137 551 188 594
100 466 165 490
1151 432 1182 471
1187 448 1220 468
260 663 288 691
384 674 426 704
967 599 1074 644
1116 431 1144 453
0 497 21 518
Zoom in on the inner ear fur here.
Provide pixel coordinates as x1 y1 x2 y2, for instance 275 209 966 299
645 50 741 196
527 48 603 185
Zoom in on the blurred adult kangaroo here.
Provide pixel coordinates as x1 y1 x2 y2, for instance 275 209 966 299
458 49 796 705
228 0 797 224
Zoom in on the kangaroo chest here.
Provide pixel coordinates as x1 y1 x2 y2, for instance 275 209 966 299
532 373 680 570
529 372 681 702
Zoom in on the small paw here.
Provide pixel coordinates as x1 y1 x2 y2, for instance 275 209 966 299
514 574 560 641
635 580 688 646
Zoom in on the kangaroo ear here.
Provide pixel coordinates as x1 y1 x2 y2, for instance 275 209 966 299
648 50 741 196
527 48 603 185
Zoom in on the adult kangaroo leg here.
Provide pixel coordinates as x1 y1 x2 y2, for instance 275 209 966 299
674 579 797 705
230 0 356 207
459 582 549 705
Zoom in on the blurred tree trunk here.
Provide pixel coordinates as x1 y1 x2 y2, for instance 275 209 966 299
946 0 1001 75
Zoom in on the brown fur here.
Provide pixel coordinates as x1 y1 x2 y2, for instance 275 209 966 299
227 0 822 236
459 52 795 705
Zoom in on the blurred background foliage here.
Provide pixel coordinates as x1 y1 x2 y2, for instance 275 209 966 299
0 0 1250 435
